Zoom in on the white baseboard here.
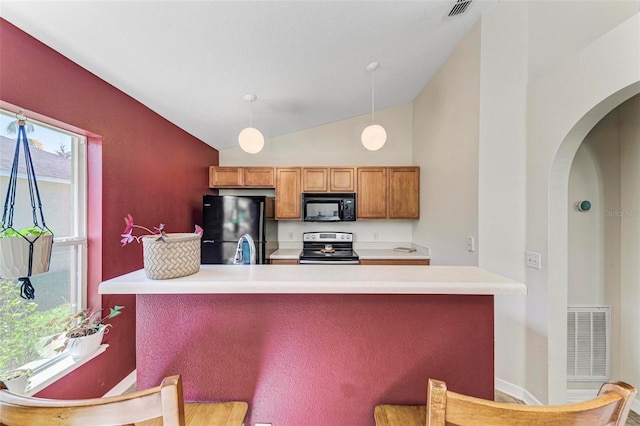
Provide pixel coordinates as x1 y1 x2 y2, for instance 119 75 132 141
495 378 542 406
103 369 136 397
498 380 638 415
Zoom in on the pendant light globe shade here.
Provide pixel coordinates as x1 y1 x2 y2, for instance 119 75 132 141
238 127 264 154
361 124 387 151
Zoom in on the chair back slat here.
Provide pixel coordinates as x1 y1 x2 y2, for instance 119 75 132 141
0 375 186 426
426 379 637 426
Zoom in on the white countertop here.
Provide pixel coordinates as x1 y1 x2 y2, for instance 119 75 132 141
99 265 526 295
269 248 430 260
269 248 302 259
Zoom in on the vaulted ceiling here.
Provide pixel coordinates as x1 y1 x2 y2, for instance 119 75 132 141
0 1 496 150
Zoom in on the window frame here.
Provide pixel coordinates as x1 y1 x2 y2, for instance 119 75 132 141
0 107 90 390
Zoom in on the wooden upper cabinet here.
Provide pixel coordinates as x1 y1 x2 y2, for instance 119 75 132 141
209 166 274 188
388 167 420 219
329 168 356 192
209 166 243 187
302 167 356 192
243 167 275 187
275 167 302 219
357 167 387 219
302 168 328 192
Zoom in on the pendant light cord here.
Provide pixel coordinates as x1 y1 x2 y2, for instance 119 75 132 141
249 100 253 128
371 70 375 124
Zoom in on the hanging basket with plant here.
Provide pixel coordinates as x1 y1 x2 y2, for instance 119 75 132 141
0 110 53 299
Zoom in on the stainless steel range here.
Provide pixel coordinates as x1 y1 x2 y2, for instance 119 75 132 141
299 232 359 265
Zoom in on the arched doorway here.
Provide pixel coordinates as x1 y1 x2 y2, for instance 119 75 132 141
547 81 640 402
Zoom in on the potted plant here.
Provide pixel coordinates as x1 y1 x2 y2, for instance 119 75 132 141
0 225 53 279
45 305 124 359
120 214 203 280
1 368 32 393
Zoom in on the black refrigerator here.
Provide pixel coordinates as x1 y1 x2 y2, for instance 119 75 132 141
201 195 278 264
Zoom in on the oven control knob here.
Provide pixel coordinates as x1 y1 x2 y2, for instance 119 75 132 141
311 235 316 239
341 235 345 239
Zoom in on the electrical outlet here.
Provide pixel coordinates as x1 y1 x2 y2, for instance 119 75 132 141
467 237 475 252
526 251 542 269
373 232 379 241
288 231 294 240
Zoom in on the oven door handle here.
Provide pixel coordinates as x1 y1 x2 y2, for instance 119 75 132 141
299 260 360 265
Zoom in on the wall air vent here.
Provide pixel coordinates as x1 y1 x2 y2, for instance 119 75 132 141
447 0 473 17
567 306 610 382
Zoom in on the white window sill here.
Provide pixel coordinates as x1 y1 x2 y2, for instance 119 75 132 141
22 344 108 396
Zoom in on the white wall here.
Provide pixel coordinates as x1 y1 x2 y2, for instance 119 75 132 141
619 94 640 394
478 1 528 393
567 109 622 384
528 0 640 81
220 104 416 245
411 21 480 266
475 1 639 403
529 12 640 403
568 130 610 306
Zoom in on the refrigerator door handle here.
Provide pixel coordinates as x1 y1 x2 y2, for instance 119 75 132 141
259 201 264 242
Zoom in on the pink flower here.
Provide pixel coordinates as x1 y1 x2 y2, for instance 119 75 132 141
120 231 134 246
119 214 202 246
122 213 134 235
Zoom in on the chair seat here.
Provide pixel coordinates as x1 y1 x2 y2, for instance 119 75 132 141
374 404 425 426
137 401 249 426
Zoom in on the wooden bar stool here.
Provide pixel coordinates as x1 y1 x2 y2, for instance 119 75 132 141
0 375 248 426
375 378 636 426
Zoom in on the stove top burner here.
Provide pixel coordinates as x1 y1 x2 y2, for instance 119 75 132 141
301 249 358 258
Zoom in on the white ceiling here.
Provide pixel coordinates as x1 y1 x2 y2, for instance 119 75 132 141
0 0 496 151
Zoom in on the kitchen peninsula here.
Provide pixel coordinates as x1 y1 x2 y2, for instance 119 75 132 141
100 265 525 426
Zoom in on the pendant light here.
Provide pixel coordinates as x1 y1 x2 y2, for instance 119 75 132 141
238 94 264 154
361 62 387 151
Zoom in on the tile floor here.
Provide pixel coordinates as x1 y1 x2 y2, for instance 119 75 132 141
495 390 640 425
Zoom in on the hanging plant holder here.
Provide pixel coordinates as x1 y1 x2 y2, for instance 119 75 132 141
0 110 54 299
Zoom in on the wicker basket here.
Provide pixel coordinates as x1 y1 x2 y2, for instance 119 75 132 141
142 233 201 280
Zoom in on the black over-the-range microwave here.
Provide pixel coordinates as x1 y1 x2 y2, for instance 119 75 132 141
302 193 356 222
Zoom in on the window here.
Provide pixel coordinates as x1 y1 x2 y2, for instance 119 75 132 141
0 109 87 380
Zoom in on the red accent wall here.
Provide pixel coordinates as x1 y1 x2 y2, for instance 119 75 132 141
0 18 218 398
137 294 495 426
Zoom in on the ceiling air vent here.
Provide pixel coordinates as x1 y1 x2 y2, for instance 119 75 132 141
447 0 473 17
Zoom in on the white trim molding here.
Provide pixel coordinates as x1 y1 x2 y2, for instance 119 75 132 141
25 345 108 396
495 378 542 406
103 369 136 397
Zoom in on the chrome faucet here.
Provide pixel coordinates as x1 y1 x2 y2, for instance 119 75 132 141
233 233 256 264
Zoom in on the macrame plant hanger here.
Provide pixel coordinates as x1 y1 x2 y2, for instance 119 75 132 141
1 110 53 299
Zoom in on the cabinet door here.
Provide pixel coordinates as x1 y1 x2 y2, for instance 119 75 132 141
244 167 275 187
388 167 420 219
302 168 328 192
357 167 387 219
270 259 299 265
209 166 243 187
275 168 302 219
330 168 356 192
